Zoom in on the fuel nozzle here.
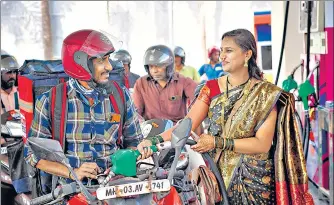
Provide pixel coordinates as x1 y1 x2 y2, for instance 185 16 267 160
298 61 319 110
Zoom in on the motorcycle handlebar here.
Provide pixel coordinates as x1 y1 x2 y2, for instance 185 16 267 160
30 193 54 205
186 139 197 146
137 168 185 181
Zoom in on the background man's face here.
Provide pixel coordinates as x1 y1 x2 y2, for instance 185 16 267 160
174 56 182 67
1 71 17 89
124 63 130 74
149 65 167 81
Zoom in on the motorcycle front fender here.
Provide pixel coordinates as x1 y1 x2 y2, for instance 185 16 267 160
155 186 183 205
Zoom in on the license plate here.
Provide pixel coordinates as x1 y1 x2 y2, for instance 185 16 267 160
96 179 170 200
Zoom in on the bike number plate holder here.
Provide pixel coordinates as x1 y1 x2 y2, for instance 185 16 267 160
96 179 170 200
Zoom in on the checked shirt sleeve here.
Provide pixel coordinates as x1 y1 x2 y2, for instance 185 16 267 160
24 92 53 167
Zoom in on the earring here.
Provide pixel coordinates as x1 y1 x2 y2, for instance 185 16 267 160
244 59 248 68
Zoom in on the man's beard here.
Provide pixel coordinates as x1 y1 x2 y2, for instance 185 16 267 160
88 78 111 98
1 79 15 90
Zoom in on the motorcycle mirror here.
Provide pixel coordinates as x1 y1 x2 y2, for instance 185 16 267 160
171 118 192 149
28 138 67 164
28 137 96 202
166 118 192 183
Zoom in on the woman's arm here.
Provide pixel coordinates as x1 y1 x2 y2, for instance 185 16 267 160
234 106 277 154
191 106 277 154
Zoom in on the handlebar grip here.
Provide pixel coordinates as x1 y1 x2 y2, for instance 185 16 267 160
30 193 54 205
186 139 197 146
156 168 185 179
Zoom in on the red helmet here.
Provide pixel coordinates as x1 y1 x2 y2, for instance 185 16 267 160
208 46 220 58
61 29 115 81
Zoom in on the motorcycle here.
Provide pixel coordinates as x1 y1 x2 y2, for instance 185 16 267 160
28 118 200 205
140 118 228 205
1 110 32 205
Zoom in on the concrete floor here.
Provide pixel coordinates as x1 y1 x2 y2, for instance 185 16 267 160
309 181 330 205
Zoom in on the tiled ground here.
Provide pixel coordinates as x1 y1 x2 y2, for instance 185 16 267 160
309 182 330 205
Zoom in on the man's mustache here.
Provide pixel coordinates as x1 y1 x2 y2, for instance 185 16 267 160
7 78 15 82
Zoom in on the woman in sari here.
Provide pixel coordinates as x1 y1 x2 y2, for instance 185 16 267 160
137 29 314 204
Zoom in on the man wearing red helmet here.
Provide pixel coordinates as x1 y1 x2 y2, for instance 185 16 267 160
198 46 226 80
24 30 143 184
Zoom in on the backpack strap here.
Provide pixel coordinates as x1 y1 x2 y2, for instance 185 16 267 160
108 81 126 147
124 75 130 89
48 82 68 192
49 83 68 151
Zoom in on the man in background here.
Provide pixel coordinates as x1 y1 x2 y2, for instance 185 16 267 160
174 46 200 82
198 46 226 80
1 54 20 115
110 49 140 88
133 45 197 123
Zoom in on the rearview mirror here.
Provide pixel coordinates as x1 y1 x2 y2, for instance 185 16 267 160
171 118 192 149
28 138 66 164
27 137 96 202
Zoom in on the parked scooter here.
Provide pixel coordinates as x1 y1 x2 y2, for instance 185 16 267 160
1 111 32 205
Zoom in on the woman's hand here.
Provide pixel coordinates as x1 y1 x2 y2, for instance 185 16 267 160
136 140 153 160
190 134 215 153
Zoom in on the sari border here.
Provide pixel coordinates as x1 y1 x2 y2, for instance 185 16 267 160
254 90 282 132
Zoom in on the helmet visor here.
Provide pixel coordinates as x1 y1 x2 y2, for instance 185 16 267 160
143 49 173 67
78 30 123 59
110 51 131 64
174 48 185 57
1 55 19 74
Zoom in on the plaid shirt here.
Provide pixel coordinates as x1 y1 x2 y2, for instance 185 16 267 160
24 79 143 170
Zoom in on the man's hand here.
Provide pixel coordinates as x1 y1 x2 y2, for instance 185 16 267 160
190 134 215 153
71 162 100 181
136 140 153 160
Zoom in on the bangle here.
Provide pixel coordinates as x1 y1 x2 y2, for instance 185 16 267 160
231 139 235 151
223 139 235 151
68 171 72 180
222 138 226 150
156 135 164 143
225 139 230 151
151 137 157 145
146 136 158 145
228 139 233 151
